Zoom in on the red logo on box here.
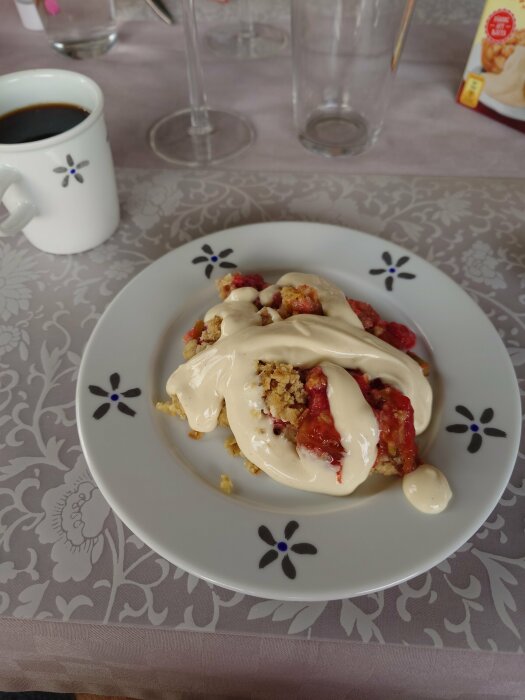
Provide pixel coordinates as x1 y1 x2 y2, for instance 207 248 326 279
485 9 516 42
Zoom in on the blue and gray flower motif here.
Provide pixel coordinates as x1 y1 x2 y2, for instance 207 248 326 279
53 154 89 187
88 372 141 420
258 520 317 580
370 251 416 291
446 405 506 454
192 244 237 279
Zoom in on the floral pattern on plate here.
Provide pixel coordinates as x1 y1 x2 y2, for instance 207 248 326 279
446 405 507 454
258 521 317 580
88 372 142 419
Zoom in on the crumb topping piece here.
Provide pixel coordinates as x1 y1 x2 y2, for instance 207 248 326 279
257 361 307 428
183 315 223 359
219 474 233 494
224 436 261 474
155 395 186 419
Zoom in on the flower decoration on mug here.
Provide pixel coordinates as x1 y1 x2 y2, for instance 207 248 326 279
53 154 90 187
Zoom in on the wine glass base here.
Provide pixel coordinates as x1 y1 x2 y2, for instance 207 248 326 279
206 22 288 59
149 108 255 166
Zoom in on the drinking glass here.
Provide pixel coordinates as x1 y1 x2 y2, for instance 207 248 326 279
292 0 415 157
150 0 255 166
35 0 117 59
206 0 288 59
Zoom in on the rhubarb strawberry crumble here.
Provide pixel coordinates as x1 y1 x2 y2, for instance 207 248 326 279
158 271 451 513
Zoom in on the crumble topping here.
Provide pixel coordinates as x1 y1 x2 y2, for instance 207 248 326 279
257 361 307 428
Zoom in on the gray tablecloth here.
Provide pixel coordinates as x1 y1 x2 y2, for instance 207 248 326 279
1 1 525 698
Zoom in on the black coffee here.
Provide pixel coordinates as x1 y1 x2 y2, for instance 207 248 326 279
0 103 90 144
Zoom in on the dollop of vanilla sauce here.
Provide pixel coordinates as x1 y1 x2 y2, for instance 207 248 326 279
166 273 451 511
403 464 452 514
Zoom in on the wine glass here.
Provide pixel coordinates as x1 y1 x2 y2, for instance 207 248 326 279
149 0 255 166
206 0 288 59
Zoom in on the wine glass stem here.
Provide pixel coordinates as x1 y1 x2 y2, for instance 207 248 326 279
181 0 213 136
239 0 255 41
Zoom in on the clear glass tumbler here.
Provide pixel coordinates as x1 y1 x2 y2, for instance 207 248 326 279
292 0 415 157
35 0 117 59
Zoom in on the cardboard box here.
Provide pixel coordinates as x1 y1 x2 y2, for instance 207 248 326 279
457 0 525 133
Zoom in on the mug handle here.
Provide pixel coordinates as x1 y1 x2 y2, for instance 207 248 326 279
0 166 37 236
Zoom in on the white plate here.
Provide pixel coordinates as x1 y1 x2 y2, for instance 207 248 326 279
76 222 521 601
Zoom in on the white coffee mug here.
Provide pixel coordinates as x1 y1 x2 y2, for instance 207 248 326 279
0 69 119 254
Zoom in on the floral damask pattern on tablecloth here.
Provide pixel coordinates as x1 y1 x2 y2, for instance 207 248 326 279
35 456 111 583
0 168 524 651
462 240 508 289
